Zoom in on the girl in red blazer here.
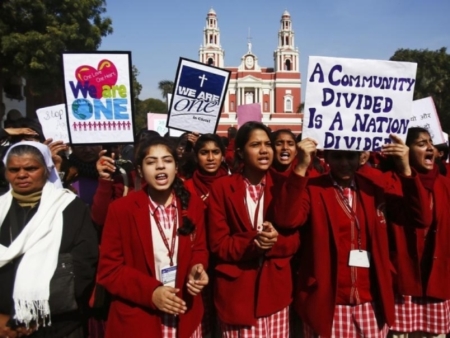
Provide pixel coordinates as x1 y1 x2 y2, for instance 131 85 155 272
97 137 209 338
273 135 429 338
388 127 450 337
184 133 229 337
208 122 300 338
184 133 229 205
270 129 298 177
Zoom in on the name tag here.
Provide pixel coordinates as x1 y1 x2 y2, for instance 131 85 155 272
161 265 177 285
348 250 371 268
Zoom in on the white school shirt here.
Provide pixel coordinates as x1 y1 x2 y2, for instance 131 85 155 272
245 189 265 231
150 206 179 288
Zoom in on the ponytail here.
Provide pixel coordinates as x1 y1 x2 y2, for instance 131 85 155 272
173 176 195 235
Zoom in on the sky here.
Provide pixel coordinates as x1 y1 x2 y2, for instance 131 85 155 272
99 0 450 102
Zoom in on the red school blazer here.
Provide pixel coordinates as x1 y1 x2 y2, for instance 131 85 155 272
272 171 429 337
386 172 450 299
208 171 300 326
97 188 209 338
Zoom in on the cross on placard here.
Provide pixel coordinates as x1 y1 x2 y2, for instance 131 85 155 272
199 74 208 87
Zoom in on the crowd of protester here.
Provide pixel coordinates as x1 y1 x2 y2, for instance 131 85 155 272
1 116 450 338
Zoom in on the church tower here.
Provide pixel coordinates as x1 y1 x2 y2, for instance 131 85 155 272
199 8 225 68
273 10 299 72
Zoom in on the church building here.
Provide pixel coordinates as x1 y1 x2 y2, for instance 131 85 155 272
199 8 303 135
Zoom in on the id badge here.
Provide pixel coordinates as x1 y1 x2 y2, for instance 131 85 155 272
348 250 371 268
161 265 177 285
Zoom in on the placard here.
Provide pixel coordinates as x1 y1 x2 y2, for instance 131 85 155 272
409 97 446 145
303 56 417 151
36 104 70 143
62 52 135 145
167 58 230 134
147 113 168 136
237 103 262 127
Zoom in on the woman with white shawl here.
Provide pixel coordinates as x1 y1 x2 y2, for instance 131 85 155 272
0 141 98 338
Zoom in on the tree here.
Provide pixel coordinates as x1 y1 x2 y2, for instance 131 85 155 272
131 65 142 102
158 80 174 100
0 0 113 107
134 98 167 132
390 47 450 132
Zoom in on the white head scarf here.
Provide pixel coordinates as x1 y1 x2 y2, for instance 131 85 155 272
3 141 63 189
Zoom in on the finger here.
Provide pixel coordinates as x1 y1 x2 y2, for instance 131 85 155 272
258 231 277 239
186 283 202 295
99 149 108 157
165 287 180 293
254 239 263 249
165 300 187 313
170 294 186 307
23 128 38 135
161 305 183 315
43 138 53 145
389 134 404 144
257 237 277 245
193 276 208 286
195 264 204 277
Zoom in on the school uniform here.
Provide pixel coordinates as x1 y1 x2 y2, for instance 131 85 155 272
208 171 300 337
184 167 229 338
272 170 429 337
97 188 208 338
387 168 450 335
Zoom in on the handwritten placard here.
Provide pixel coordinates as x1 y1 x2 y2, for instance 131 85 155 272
409 97 446 145
303 56 417 151
62 52 135 145
167 58 230 134
36 104 70 143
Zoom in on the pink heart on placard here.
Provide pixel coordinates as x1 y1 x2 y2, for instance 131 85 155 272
75 59 118 99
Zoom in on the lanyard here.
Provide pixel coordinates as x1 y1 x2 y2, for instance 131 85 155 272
335 187 362 251
151 205 178 266
245 189 264 230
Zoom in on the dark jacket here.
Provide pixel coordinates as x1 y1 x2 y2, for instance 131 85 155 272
0 197 98 338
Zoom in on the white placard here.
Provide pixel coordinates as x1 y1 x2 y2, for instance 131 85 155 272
36 104 70 143
62 52 135 144
303 56 417 151
167 58 230 134
409 97 446 145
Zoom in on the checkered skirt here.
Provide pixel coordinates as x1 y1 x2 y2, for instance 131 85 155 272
219 306 289 338
303 302 388 338
161 314 202 338
390 295 450 334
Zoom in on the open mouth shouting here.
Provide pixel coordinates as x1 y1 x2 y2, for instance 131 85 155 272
155 173 169 186
424 152 435 168
278 151 291 164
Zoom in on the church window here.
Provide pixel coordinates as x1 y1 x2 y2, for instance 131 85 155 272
231 101 234 111
207 58 214 66
264 102 268 111
284 59 291 71
284 97 293 112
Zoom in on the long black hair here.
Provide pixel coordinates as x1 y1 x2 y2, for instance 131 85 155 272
136 136 195 235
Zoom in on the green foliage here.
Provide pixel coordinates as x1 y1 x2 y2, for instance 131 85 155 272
134 97 167 132
390 47 450 133
158 80 174 99
131 65 142 101
0 0 113 94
